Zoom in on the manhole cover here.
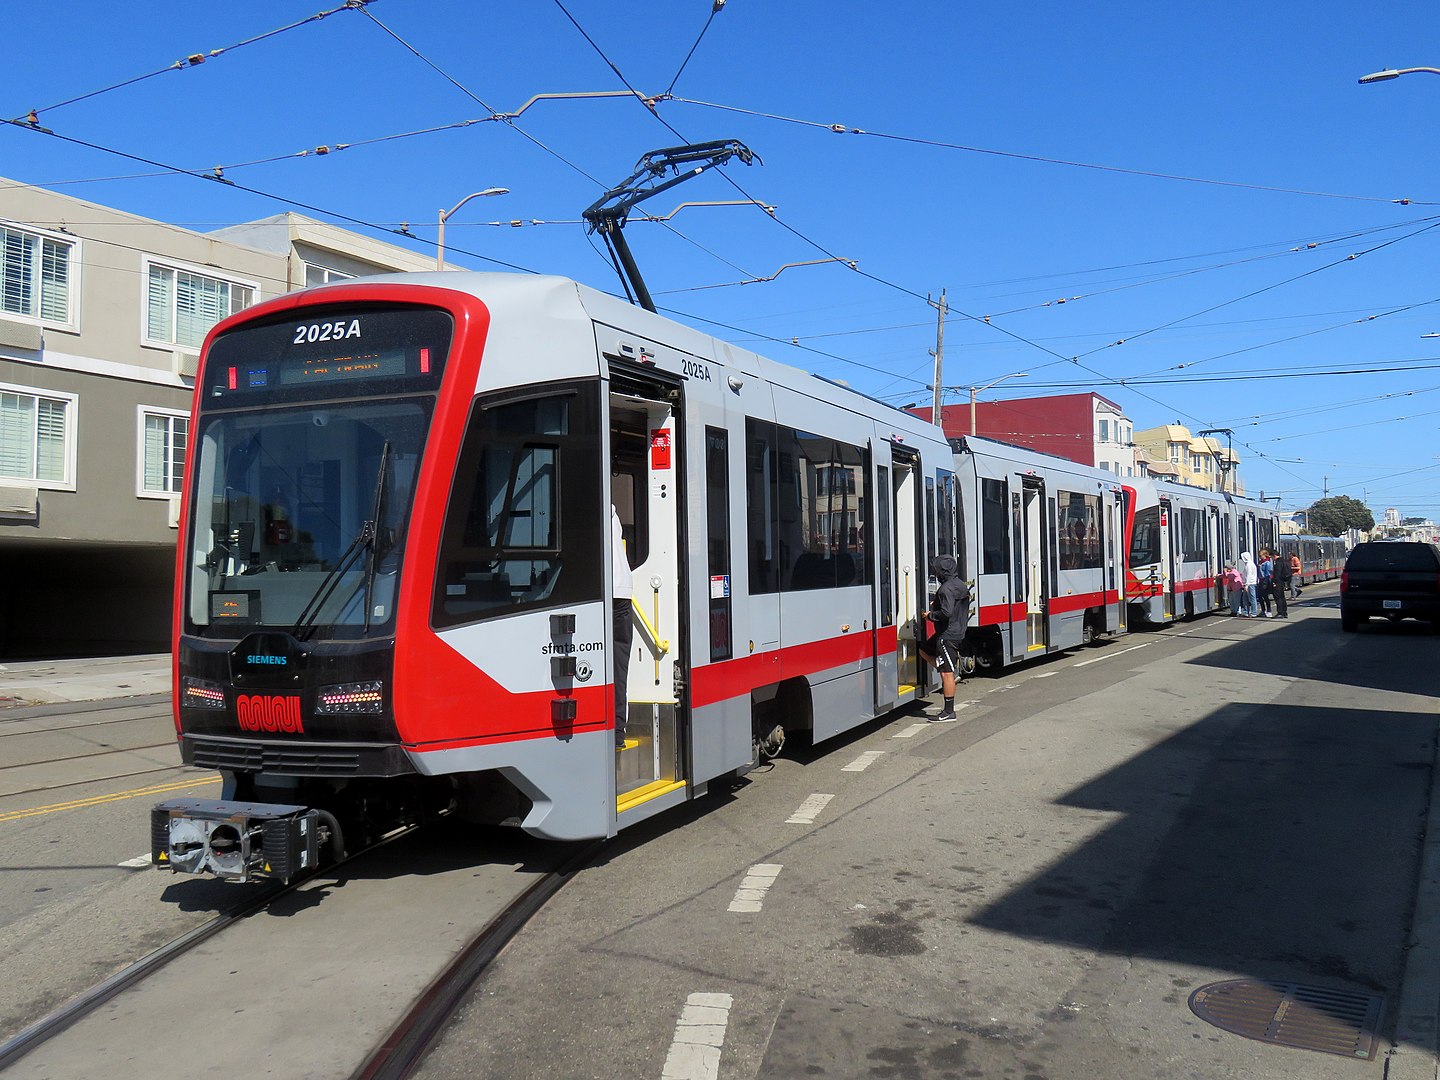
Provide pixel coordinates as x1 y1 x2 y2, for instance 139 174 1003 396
1189 979 1384 1059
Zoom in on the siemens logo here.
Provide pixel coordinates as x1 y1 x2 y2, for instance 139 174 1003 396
246 655 288 666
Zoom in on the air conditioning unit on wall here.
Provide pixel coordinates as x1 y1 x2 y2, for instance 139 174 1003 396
171 348 198 378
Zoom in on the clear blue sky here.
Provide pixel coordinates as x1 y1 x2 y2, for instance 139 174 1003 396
6 1 1440 518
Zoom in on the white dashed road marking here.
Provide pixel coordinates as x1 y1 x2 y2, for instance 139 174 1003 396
661 992 733 1080
892 723 928 739
728 863 782 913
786 793 834 824
1073 642 1151 668
118 855 151 868
841 751 885 773
1033 671 1058 678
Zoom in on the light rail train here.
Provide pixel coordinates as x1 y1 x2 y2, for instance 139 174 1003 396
151 272 1286 881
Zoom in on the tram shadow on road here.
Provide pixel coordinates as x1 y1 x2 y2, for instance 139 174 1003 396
967 686 1435 1050
158 817 581 915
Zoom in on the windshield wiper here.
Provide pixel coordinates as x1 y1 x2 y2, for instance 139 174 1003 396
290 442 391 641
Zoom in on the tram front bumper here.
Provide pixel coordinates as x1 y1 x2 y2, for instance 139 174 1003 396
150 798 322 884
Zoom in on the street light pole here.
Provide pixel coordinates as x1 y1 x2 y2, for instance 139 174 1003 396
437 188 509 270
969 373 1029 436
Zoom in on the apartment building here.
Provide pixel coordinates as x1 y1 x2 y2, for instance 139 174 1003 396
1133 423 1243 495
0 179 435 657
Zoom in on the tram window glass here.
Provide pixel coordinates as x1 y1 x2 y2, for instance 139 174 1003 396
1258 518 1275 554
186 399 430 635
1130 505 1161 565
877 465 892 624
981 478 1008 575
925 475 937 563
779 427 869 590
1057 491 1102 570
937 469 957 565
432 385 601 628
1179 507 1207 563
705 426 732 661
745 418 780 594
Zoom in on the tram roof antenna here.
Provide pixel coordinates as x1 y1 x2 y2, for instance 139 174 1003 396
583 139 759 313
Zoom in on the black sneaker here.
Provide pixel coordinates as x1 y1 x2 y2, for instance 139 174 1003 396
929 710 959 723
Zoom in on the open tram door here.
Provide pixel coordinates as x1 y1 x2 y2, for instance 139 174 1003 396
1209 505 1226 608
888 446 926 701
1107 487 1127 633
607 364 688 821
1017 477 1049 657
1159 496 1177 620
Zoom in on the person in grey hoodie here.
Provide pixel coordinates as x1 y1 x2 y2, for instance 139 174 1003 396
920 555 971 722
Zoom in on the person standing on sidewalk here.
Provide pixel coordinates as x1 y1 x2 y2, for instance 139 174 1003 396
920 555 970 722
1257 550 1275 618
1270 549 1291 619
1239 551 1259 618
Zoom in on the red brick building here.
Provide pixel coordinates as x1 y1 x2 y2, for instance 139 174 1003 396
910 392 1138 476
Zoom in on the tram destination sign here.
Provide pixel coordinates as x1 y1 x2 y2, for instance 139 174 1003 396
205 306 453 404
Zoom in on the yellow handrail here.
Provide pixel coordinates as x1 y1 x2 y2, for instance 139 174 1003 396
630 596 670 657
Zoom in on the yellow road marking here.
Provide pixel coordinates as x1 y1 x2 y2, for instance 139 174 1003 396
0 774 220 824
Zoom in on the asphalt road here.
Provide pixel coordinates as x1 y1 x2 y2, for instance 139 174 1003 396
416 585 1440 1080
3 584 1436 1080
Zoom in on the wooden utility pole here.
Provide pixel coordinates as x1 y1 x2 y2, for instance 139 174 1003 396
929 289 947 427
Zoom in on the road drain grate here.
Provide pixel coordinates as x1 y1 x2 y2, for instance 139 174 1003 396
1189 979 1385 1059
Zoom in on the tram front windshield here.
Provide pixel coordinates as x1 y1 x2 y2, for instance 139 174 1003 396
182 305 450 639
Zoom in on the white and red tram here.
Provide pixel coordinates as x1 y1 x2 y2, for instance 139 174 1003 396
1125 478 1278 624
949 436 1130 667
156 272 976 877
152 271 1276 881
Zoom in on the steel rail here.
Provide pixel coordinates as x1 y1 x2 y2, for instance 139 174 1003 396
351 840 603 1080
0 825 414 1071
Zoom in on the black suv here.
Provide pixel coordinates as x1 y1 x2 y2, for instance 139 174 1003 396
1339 541 1440 632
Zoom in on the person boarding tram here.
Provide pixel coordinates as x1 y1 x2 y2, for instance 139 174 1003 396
920 555 971 723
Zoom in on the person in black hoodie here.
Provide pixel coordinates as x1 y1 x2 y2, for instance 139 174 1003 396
920 554 971 722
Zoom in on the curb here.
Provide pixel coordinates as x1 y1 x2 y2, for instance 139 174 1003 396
1387 717 1440 1080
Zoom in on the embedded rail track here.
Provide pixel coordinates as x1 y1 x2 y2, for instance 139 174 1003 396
0 825 410 1074
352 841 601 1080
0 875 288 1071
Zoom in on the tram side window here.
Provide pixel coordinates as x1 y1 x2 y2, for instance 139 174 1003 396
432 387 602 628
747 420 869 593
1057 491 1102 570
780 427 869 591
981 478 1008 575
706 427 732 661
937 469 960 569
1179 507 1207 563
1130 506 1161 566
746 419 780 594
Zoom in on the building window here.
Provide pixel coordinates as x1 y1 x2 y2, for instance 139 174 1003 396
145 261 255 349
1 223 75 326
304 264 353 287
1168 443 1183 464
1098 418 1110 443
0 383 75 487
138 407 189 497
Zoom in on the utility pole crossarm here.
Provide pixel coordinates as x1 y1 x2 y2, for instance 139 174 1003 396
583 140 759 312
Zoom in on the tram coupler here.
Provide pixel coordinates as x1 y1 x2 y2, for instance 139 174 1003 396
150 798 337 883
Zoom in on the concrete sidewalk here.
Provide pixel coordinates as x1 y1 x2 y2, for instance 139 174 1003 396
0 654 169 708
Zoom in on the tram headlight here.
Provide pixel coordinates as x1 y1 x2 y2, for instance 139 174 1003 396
314 680 384 715
181 676 227 710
